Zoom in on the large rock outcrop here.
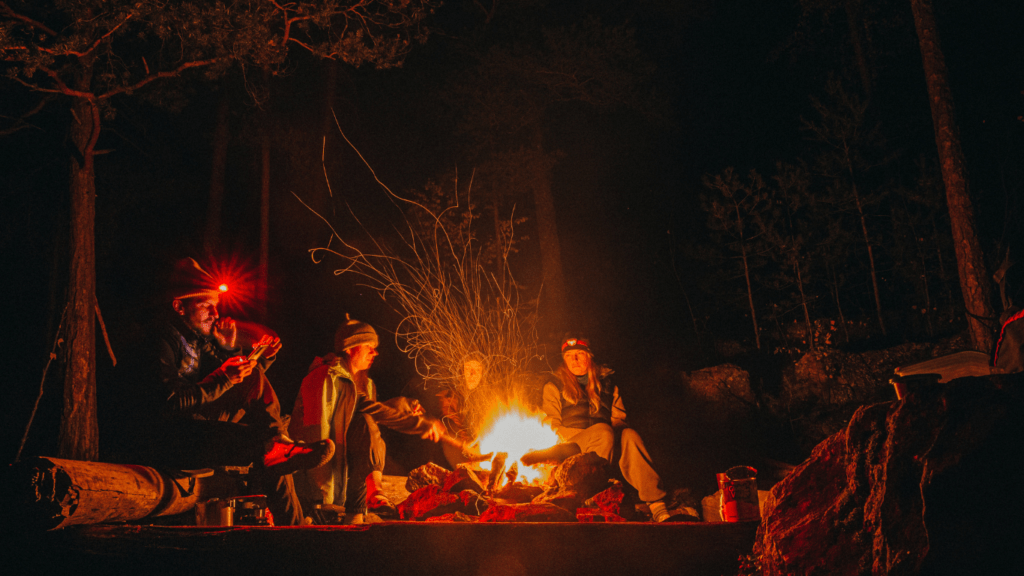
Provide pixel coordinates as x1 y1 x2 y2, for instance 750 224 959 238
753 374 1024 575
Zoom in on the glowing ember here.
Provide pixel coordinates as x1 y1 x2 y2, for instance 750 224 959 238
476 401 559 483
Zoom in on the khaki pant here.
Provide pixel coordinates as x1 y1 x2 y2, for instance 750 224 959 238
561 423 667 503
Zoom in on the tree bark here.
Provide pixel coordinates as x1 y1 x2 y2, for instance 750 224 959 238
850 179 886 336
58 88 99 462
910 0 995 353
7 457 206 530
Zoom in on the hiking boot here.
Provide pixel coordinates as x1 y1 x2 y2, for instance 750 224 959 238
263 438 334 476
367 494 398 517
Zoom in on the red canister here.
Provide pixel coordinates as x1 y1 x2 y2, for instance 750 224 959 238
717 466 760 522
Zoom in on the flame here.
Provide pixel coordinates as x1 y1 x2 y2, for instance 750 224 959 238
476 399 559 483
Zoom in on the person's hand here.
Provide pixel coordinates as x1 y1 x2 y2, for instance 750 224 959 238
264 336 282 359
212 317 237 350
221 356 256 384
422 418 445 443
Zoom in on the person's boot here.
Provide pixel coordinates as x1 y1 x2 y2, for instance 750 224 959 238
263 437 335 476
365 471 397 516
648 500 671 522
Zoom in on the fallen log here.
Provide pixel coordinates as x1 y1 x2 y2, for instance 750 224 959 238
3 456 213 530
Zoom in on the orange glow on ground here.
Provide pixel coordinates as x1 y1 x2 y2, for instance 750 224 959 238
476 400 559 483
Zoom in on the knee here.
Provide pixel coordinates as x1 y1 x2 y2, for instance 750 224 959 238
620 427 643 448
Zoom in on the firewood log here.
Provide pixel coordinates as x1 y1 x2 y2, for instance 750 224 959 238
2 456 215 530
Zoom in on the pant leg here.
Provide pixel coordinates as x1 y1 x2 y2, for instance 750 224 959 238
618 428 666 503
193 367 288 440
367 414 386 473
343 413 375 515
143 419 259 469
254 470 303 526
564 423 615 462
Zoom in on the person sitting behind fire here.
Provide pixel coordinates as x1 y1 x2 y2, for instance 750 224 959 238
540 335 674 522
290 314 446 524
117 257 335 526
435 352 491 468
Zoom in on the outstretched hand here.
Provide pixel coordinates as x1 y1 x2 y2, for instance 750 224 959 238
422 418 445 443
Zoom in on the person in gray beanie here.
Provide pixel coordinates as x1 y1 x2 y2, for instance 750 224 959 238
291 314 446 524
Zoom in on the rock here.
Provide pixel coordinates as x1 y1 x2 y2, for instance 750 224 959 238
681 364 755 407
754 374 1024 575
479 503 576 523
550 452 610 501
582 480 635 520
405 462 451 492
398 484 490 521
397 484 457 520
532 489 583 512
492 482 544 503
575 509 627 522
423 511 479 522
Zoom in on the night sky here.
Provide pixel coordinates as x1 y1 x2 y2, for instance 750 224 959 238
3 0 1023 487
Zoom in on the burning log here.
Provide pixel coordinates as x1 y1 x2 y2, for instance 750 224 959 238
505 461 519 486
485 452 508 493
3 456 206 530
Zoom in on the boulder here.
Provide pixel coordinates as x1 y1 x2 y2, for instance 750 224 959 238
405 462 451 492
578 480 635 521
753 374 1024 575
681 363 755 407
550 452 610 501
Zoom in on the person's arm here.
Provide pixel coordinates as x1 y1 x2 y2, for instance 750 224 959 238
541 382 564 435
359 395 443 441
610 385 628 429
157 336 252 414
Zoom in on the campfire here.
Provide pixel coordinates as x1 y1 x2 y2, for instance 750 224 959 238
475 399 559 484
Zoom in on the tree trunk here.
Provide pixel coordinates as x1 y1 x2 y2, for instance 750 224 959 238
739 241 761 350
795 254 813 348
850 179 886 336
7 457 203 530
205 87 230 255
529 143 568 335
910 0 995 353
843 0 872 97
58 91 99 462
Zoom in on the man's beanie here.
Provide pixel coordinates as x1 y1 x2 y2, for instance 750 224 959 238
334 314 379 353
167 257 221 301
560 334 592 355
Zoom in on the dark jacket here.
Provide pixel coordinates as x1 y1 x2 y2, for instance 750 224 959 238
151 314 241 417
